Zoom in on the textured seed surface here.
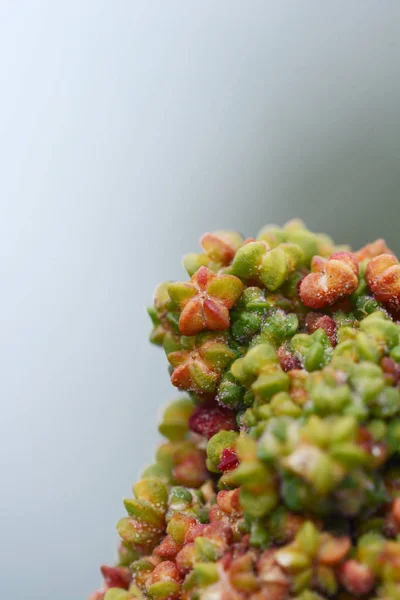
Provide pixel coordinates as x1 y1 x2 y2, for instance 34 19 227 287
92 222 400 600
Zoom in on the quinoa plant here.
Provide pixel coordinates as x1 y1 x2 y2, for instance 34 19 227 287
91 221 400 600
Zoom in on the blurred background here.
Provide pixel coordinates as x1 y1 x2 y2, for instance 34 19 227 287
1 1 400 598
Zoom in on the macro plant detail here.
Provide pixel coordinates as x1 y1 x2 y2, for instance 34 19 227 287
91 220 400 600
168 266 244 336
299 251 359 309
366 254 400 308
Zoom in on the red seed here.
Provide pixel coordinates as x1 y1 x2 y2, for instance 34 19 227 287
339 559 375 595
154 535 181 560
208 504 225 522
330 251 359 276
186 523 207 543
278 345 302 371
217 488 242 514
173 449 208 488
176 543 196 574
381 357 400 383
317 535 351 566
146 561 181 592
221 551 233 569
189 403 238 439
100 565 131 590
381 356 397 373
202 521 234 545
218 448 239 472
305 313 337 346
201 232 238 265
300 253 358 309
366 254 400 306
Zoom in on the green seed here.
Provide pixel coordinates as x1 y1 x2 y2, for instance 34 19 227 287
217 371 246 408
296 521 320 557
193 562 219 586
158 398 194 441
252 370 290 399
194 536 221 561
147 581 181 599
133 478 168 511
123 499 164 526
240 487 278 517
304 342 326 372
390 345 400 362
231 241 266 279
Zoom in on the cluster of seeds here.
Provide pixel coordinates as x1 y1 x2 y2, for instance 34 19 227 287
91 220 400 600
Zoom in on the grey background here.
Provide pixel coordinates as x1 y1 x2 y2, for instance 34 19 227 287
1 2 400 598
